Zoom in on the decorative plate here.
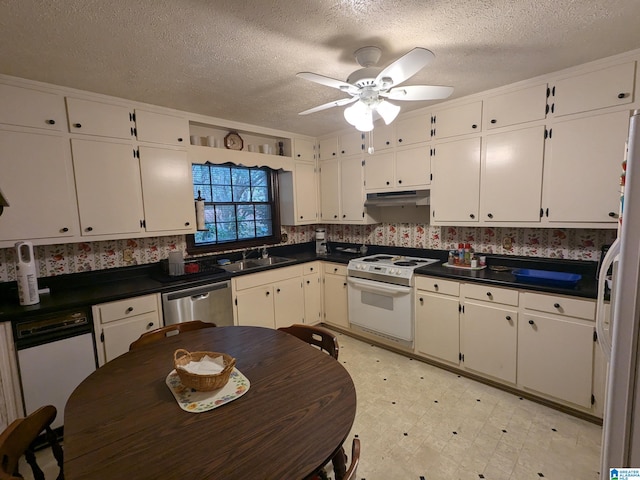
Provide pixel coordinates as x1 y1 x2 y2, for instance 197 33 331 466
166 367 250 413
224 131 244 150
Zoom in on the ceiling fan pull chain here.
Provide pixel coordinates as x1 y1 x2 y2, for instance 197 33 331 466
368 130 375 154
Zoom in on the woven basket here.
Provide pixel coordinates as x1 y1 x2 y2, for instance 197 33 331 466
174 349 236 391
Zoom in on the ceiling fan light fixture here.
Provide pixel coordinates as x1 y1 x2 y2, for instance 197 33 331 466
375 100 401 125
344 101 373 132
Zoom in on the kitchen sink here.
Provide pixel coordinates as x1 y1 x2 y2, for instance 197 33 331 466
220 256 295 272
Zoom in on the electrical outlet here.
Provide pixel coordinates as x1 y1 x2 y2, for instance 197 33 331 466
123 248 134 262
502 237 513 250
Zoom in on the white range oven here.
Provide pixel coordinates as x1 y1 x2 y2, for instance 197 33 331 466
347 254 440 346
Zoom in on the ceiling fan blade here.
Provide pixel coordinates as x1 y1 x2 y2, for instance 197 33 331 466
298 97 357 115
296 72 359 94
384 85 454 101
374 48 435 88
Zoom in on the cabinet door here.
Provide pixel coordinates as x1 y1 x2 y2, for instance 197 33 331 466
319 159 340 221
71 139 144 236
340 155 364 222
293 163 318 223
134 109 189 147
481 126 544 222
433 101 482 139
293 138 316 162
395 144 430 188
323 273 348 328
304 272 322 325
101 311 160 364
236 286 275 328
139 146 196 232
66 97 133 139
483 84 548 129
274 276 304 328
518 313 594 407
415 292 460 365
0 130 78 241
319 137 338 161
543 111 628 223
462 302 517 383
396 114 430 145
339 131 364 156
0 84 65 131
552 61 635 117
364 151 394 191
431 137 481 223
372 122 395 151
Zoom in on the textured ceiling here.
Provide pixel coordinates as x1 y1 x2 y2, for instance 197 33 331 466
1 0 640 136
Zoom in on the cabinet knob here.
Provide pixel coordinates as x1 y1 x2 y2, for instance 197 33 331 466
73 123 82 128
276 288 281 293
506 315 512 321
343 282 347 286
472 124 477 129
297 153 301 157
147 322 154 328
608 212 617 217
85 226 93 232
486 292 492 297
310 267 314 271
185 221 190 226
469 214 475 219
266 291 270 296
433 284 438 290
177 137 183 142
126 307 134 313
398 138 403 143
61 227 69 232
385 141 390 145
490 119 497 124
342 214 346 218
419 297 424 304
398 180 402 184
487 213 493 219
332 152 336 156
528 319 535 325
300 215 303 219
553 303 560 308
341 150 345 154
306 280 310 284
386 181 390 185
46 119 56 125
618 93 628 99
334 268 338 273
334 215 338 219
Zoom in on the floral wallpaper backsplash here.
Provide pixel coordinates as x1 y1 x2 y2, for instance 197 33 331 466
0 225 616 282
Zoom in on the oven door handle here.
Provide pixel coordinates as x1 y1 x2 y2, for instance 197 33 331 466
347 276 412 296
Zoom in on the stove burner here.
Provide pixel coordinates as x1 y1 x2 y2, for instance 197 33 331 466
375 255 393 260
395 261 418 266
362 257 380 262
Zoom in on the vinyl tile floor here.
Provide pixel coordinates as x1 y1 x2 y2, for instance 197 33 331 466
21 330 603 480
330 330 603 480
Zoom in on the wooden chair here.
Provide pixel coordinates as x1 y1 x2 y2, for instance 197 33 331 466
277 324 339 360
0 405 63 480
129 320 216 350
343 438 360 480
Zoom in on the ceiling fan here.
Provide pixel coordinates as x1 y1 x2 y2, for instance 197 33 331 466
297 46 453 132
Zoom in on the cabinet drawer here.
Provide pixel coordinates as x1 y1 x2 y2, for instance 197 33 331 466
234 264 303 290
323 263 347 276
303 262 320 275
97 294 158 324
463 283 518 306
521 292 595 320
415 277 459 296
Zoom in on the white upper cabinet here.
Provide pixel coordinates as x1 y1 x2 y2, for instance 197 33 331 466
432 101 482 140
542 110 629 223
551 61 636 117
134 109 189 147
292 138 316 162
340 154 365 222
138 146 196 232
279 163 318 225
319 159 340 221
371 121 395 151
395 113 430 146
481 125 545 222
431 137 481 224
339 131 364 156
0 84 65 131
395 144 431 188
364 151 395 191
318 136 338 161
483 84 548 129
0 130 78 242
66 97 134 139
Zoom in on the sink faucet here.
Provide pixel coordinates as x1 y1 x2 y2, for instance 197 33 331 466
261 246 268 259
241 246 268 261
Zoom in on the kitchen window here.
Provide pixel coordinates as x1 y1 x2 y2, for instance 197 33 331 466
187 163 281 254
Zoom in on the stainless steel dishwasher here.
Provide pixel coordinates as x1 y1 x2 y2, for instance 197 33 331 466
162 280 234 326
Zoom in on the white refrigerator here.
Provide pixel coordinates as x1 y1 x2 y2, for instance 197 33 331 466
598 109 640 476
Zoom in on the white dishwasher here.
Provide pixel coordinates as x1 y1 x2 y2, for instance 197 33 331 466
14 309 98 430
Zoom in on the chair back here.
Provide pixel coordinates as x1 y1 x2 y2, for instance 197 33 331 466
343 438 360 480
277 324 339 360
129 320 216 350
0 405 63 480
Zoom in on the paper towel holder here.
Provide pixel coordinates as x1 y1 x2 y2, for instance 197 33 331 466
195 190 208 231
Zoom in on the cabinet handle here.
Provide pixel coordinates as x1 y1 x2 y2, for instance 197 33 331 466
506 315 512 321
553 303 560 308
73 123 82 128
471 124 477 129
147 322 154 328
469 214 475 219
608 212 617 217
46 119 56 125
528 319 535 325
177 137 183 142
85 226 93 232
126 307 134 313
490 119 497 124
487 213 493 219
61 227 69 232
618 93 628 99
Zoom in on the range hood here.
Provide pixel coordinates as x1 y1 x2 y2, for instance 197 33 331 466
364 190 430 207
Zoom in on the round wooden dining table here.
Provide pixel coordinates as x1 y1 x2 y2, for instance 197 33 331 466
64 326 357 480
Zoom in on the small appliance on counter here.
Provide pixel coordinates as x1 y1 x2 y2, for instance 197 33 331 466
15 241 39 306
315 228 327 255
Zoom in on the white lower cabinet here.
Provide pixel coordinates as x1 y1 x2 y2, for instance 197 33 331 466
322 263 349 329
92 293 163 366
233 265 304 329
303 262 322 325
415 277 460 365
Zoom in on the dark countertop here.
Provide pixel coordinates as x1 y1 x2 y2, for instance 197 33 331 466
0 242 601 322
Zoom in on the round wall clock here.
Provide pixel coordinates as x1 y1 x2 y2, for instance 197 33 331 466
224 131 244 150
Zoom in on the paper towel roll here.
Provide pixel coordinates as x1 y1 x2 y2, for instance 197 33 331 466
15 241 39 306
195 199 206 231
